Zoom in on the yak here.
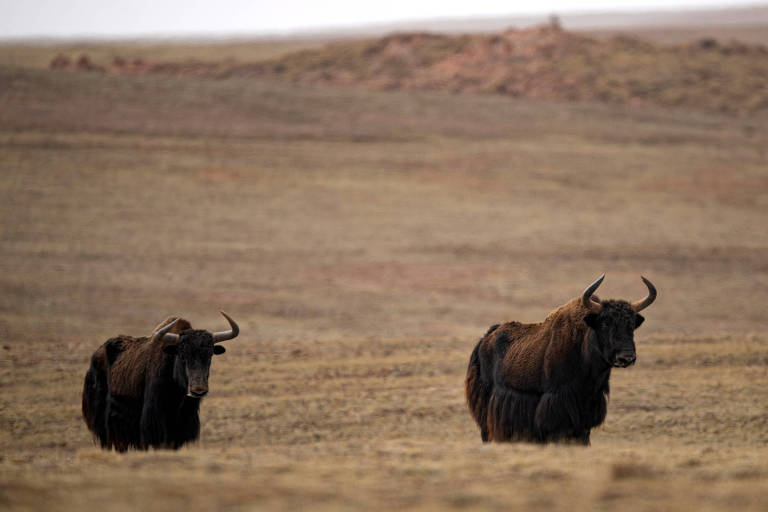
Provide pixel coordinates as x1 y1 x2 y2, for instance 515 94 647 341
465 275 656 445
82 312 240 451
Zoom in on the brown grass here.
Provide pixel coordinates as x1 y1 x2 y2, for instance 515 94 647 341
1 63 767 510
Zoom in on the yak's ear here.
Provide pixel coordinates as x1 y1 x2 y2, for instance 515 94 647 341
584 313 600 329
213 345 226 355
634 314 645 329
163 344 178 355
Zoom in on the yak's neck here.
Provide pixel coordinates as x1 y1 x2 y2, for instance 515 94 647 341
168 356 188 394
581 330 612 390
542 298 590 334
540 297 593 351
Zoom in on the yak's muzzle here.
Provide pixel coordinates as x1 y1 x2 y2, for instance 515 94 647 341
613 352 636 368
187 385 209 398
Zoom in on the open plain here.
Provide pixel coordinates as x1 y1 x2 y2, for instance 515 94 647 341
1 37 767 510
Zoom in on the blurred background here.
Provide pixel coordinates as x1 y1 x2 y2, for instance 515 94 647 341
1 1 767 511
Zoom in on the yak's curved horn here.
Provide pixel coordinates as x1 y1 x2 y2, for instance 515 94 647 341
582 274 605 313
631 276 657 312
152 318 180 343
212 311 239 343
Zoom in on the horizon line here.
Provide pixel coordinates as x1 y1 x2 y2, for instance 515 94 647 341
1 2 766 43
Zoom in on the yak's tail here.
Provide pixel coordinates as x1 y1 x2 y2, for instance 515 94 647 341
82 338 124 449
82 351 110 447
465 324 499 442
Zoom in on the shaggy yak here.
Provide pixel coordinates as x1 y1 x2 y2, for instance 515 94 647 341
466 275 656 444
82 312 240 451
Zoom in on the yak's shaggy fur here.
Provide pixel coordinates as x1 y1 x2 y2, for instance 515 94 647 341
466 293 647 445
82 316 224 451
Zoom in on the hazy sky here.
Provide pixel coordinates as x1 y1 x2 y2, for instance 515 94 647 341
0 0 762 38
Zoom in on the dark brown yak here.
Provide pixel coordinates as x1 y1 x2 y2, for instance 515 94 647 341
82 312 240 451
465 275 656 444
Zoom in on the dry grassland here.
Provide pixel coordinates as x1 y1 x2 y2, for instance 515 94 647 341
0 63 767 510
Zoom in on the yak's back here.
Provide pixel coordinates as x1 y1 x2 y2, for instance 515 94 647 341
483 321 546 392
484 298 591 392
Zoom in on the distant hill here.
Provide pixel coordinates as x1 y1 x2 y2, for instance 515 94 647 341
51 24 768 115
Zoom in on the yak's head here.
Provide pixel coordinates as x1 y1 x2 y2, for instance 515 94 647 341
581 275 656 368
152 312 239 398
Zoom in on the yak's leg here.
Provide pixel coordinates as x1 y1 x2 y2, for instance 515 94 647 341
106 394 141 451
572 429 591 446
140 399 170 449
140 383 176 449
534 391 572 443
487 385 540 442
170 397 201 449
